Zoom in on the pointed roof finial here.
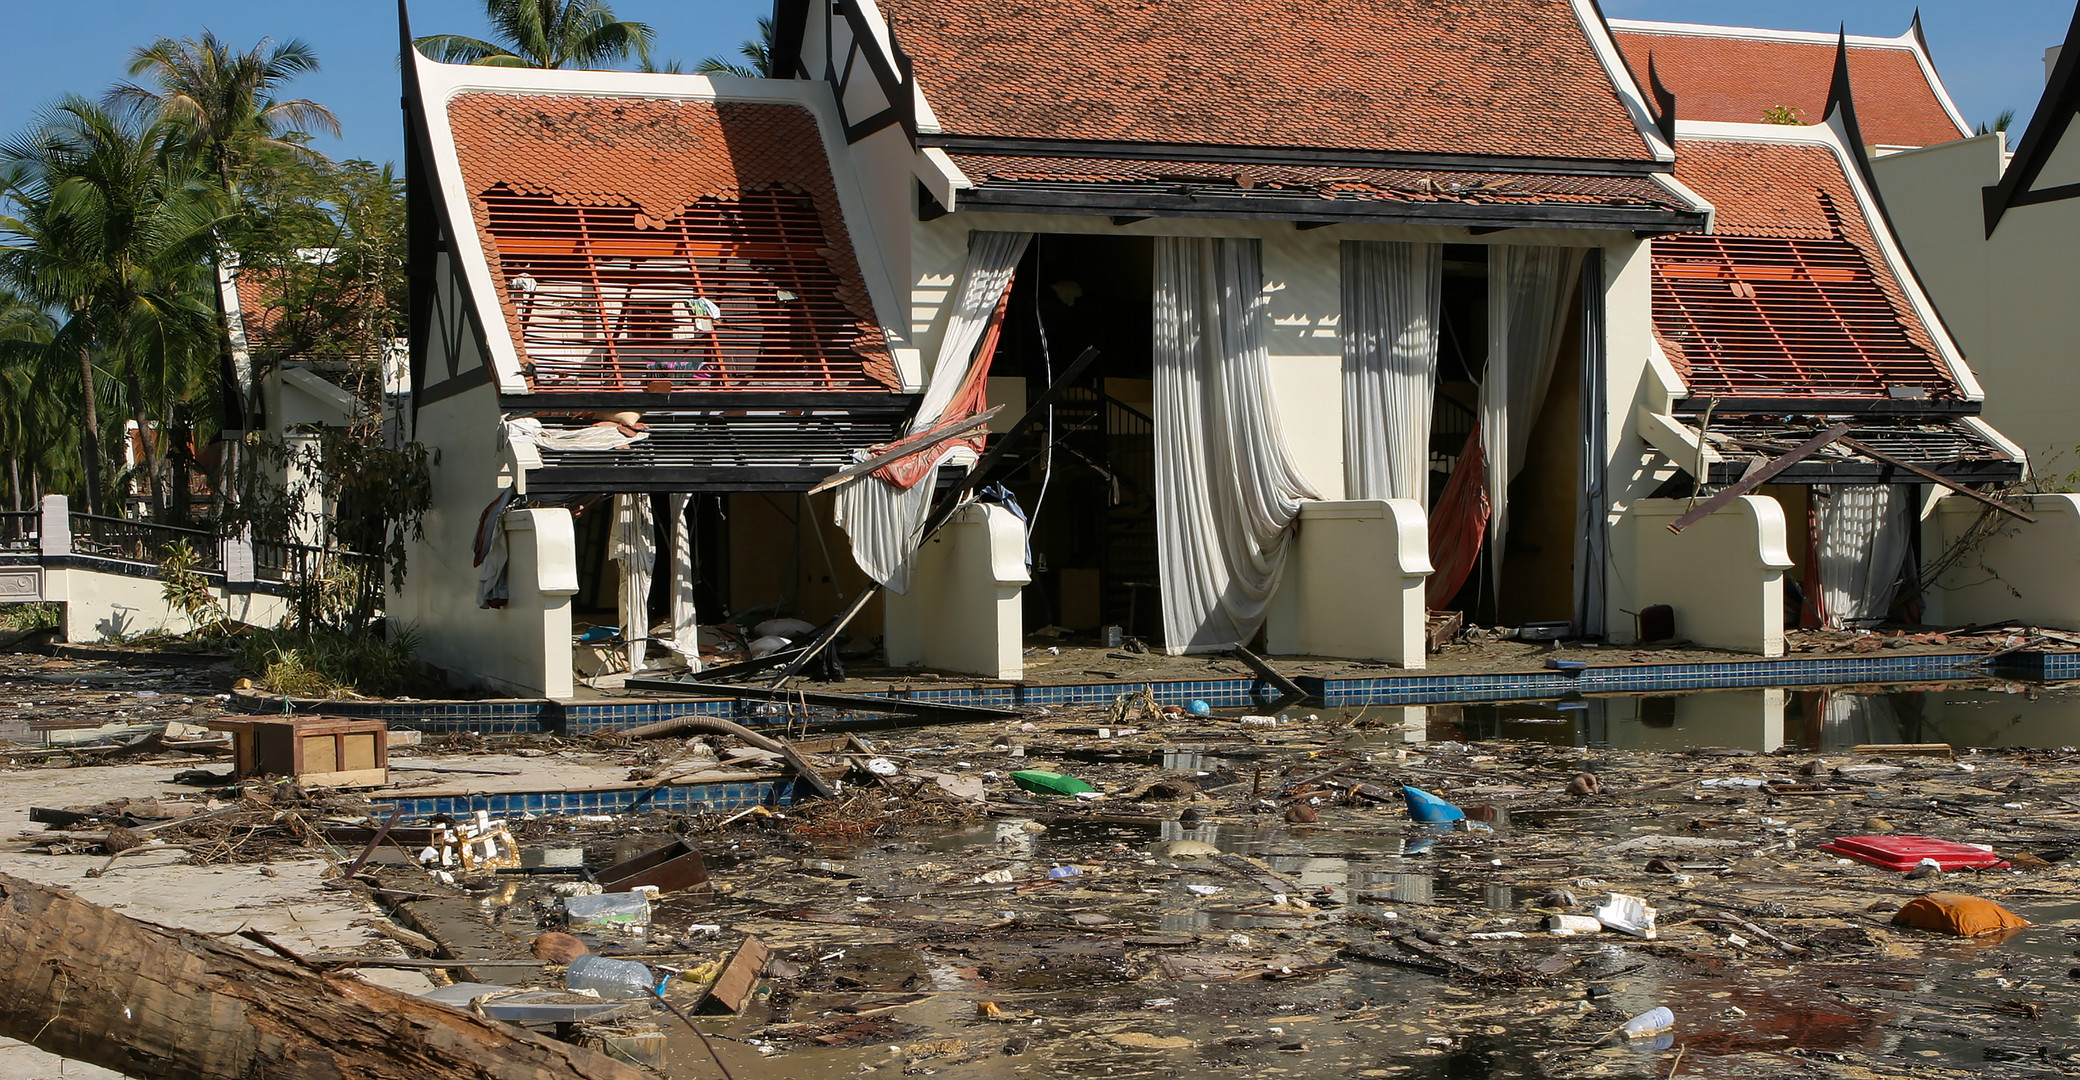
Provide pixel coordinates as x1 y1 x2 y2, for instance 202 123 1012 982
1824 26 1870 154
1647 52 1678 148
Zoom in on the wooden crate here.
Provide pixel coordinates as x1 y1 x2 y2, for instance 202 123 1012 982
209 717 389 788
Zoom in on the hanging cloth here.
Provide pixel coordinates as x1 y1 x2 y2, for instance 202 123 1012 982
834 230 1031 594
1341 240 1443 501
1152 236 1323 654
1424 428 1491 608
1479 246 1584 598
610 493 655 673
1814 483 1915 628
663 493 699 670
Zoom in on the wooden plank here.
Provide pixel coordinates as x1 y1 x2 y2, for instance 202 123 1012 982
1230 645 1309 701
1668 423 1851 533
1837 436 2036 523
624 680 1019 723
697 935 772 1015
805 407 1004 495
1850 743 1953 756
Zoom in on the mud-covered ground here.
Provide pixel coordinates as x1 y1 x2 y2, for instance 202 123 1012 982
6 650 2080 1078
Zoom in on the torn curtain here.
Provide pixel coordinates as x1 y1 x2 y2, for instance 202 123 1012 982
1153 236 1323 654
1814 483 1916 628
611 493 655 673
834 230 1031 594
1479 245 1584 599
1341 240 1443 502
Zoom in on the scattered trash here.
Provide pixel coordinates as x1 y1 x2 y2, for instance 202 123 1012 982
1186 700 1212 716
1620 1007 1675 1040
564 954 660 999
1401 785 1465 823
1594 893 1658 939
1891 894 2031 937
1548 914 1603 935
1819 835 2009 872
1010 769 1095 796
563 891 650 930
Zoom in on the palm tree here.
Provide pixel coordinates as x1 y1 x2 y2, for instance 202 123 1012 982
0 99 226 518
0 288 60 511
1977 109 2018 137
416 0 654 70
111 32 339 198
696 16 773 78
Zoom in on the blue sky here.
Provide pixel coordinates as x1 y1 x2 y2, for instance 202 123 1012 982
0 0 2069 166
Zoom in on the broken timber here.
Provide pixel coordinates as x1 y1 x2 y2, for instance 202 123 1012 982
1230 645 1311 702
1836 436 2037 522
805 406 1004 496
0 872 648 1080
1668 423 1851 533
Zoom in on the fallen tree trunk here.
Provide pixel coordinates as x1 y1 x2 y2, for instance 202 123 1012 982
0 873 648 1080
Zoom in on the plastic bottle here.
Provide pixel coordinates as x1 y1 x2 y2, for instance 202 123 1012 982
1620 1007 1675 1040
564 954 659 999
564 891 651 929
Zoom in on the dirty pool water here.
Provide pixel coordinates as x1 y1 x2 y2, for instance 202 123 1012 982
12 652 2080 1080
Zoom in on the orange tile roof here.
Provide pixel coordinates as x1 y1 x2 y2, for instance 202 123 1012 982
1652 136 1957 399
881 0 1659 162
950 154 1691 210
1613 28 1969 148
444 92 898 390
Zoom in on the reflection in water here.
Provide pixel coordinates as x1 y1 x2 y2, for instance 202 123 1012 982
1331 681 2080 752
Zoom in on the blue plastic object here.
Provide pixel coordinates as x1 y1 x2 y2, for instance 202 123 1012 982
1187 700 1212 716
576 626 620 644
1402 785 1466 823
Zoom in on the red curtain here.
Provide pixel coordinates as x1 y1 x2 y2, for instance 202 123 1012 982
872 288 1014 490
1425 426 1491 610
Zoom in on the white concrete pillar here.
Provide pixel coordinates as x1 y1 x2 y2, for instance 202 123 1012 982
37 494 69 556
503 507 579 698
1266 499 1433 668
1925 492 2080 628
884 503 1029 679
1621 496 1793 656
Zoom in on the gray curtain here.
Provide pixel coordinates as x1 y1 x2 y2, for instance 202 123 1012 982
1480 246 1584 598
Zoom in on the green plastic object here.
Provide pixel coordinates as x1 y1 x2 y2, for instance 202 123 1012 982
1011 769 1095 796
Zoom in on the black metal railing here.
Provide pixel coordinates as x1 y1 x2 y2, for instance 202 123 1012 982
67 513 221 571
253 538 385 622
0 511 35 552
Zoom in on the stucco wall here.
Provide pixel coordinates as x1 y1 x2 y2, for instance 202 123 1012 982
1877 134 2080 473
1621 496 1793 656
1926 492 2080 630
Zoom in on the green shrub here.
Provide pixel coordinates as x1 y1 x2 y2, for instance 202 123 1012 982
234 625 431 699
0 603 59 632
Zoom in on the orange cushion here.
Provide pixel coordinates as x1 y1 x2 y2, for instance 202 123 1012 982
1892 893 2030 937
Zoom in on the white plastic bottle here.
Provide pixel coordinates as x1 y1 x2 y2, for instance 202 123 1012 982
565 954 658 999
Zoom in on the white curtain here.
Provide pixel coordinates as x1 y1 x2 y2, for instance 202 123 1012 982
611 493 655 673
664 493 699 671
1341 241 1442 502
1816 484 1915 628
1481 246 1584 597
1154 237 1324 654
834 230 1032 594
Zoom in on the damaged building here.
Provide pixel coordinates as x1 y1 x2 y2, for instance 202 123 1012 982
389 0 2071 698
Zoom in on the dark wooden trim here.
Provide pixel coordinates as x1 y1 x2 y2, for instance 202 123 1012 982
414 364 493 409
922 133 1670 177
1670 397 1981 416
1706 461 2022 485
2009 179 2080 209
1985 1 2080 234
844 105 903 144
771 0 810 79
498 391 915 413
1669 423 1851 532
833 0 917 148
524 468 838 493
948 186 1706 231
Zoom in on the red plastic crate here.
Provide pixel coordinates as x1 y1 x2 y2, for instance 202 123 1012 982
1818 835 2009 872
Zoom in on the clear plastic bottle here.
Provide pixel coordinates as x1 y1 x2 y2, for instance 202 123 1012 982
564 954 658 999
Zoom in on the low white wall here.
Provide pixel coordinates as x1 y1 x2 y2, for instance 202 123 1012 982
1620 496 1793 656
884 504 1029 679
1927 493 2080 630
1265 499 1431 667
39 567 293 643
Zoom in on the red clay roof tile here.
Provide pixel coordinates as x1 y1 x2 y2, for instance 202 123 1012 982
882 0 1659 161
1613 28 1969 148
444 92 898 390
1653 136 1956 398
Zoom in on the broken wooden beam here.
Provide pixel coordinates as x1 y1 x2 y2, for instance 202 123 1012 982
1668 423 1851 533
0 872 648 1080
1230 645 1310 702
805 407 1005 496
698 935 772 1015
1836 436 2036 523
